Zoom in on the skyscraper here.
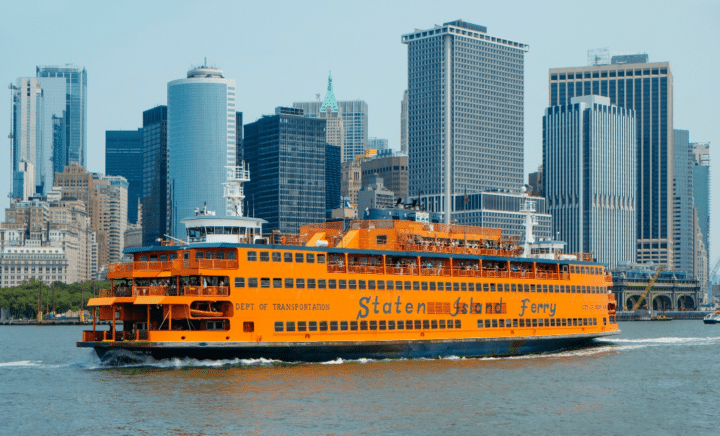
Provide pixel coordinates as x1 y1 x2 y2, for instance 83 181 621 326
142 106 168 247
243 107 327 233
36 65 87 168
326 144 341 217
692 142 710 253
293 74 367 162
691 141 710 299
402 20 529 223
106 128 143 224
672 130 694 276
544 95 636 268
400 89 408 154
167 66 236 238
549 55 673 266
10 78 44 195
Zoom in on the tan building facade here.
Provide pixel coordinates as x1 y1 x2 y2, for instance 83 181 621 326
341 160 362 207
360 153 408 201
0 197 97 287
54 163 127 267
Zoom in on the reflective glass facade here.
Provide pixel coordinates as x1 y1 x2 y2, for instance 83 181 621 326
243 109 327 233
11 78 44 195
402 21 528 200
543 96 636 268
293 100 368 162
142 106 168 246
105 129 143 224
168 68 236 238
36 65 87 168
326 144 341 216
548 61 673 265
672 130 693 276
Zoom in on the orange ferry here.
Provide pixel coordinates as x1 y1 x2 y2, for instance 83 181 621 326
78 211 619 362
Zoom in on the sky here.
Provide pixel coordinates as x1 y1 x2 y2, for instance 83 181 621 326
1 0 719 259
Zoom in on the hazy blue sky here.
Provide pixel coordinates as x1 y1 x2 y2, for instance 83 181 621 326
2 0 719 259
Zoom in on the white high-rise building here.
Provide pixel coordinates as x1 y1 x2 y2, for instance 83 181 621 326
11 78 44 196
168 66 237 238
544 95 636 268
402 20 529 224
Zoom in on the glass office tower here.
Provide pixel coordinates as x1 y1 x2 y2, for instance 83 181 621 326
548 56 673 266
326 143 341 217
11 78 43 195
106 129 143 224
142 106 168 246
402 20 529 223
36 65 87 168
243 107 327 234
543 96 636 268
167 67 236 238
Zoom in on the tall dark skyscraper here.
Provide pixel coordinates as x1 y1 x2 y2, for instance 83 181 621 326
142 106 168 247
402 20 528 223
326 143 341 217
243 107 327 233
106 129 143 224
549 55 673 266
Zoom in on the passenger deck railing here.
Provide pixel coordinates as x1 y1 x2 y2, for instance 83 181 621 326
347 264 384 274
401 242 519 257
183 259 238 270
509 270 536 279
183 286 229 296
108 259 239 276
420 266 452 277
326 262 588 282
134 286 169 296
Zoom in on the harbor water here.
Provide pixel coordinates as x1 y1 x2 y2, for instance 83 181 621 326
1 321 718 435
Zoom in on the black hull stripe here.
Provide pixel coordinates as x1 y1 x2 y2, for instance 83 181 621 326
79 331 618 362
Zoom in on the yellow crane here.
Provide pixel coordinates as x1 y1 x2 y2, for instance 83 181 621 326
630 265 665 311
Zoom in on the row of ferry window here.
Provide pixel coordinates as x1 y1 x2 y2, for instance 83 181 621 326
274 319 463 332
272 317 601 333
569 265 603 275
478 317 600 328
234 277 608 294
246 251 325 264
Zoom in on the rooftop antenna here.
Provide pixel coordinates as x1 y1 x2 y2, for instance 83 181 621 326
204 57 207 67
316 93 321 102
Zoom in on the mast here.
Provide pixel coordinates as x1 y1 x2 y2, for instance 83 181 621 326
224 163 250 217
521 199 538 257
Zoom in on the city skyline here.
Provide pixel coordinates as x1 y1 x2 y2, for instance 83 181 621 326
1 1 718 257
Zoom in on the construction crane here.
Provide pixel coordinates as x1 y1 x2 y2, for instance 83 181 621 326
631 265 664 311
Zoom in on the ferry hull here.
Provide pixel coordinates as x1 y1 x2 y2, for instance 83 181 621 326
79 331 618 363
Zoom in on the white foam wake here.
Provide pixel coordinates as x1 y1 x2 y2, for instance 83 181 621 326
599 336 720 346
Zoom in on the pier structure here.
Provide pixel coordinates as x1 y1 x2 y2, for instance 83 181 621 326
611 263 701 311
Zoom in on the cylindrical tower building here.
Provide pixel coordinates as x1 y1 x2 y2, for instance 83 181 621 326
168 66 236 238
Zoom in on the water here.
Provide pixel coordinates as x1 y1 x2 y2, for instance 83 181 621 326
1 322 719 435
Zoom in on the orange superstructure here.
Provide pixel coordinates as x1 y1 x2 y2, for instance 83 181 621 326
78 220 619 362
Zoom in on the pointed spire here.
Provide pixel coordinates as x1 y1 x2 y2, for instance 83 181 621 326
320 71 339 114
